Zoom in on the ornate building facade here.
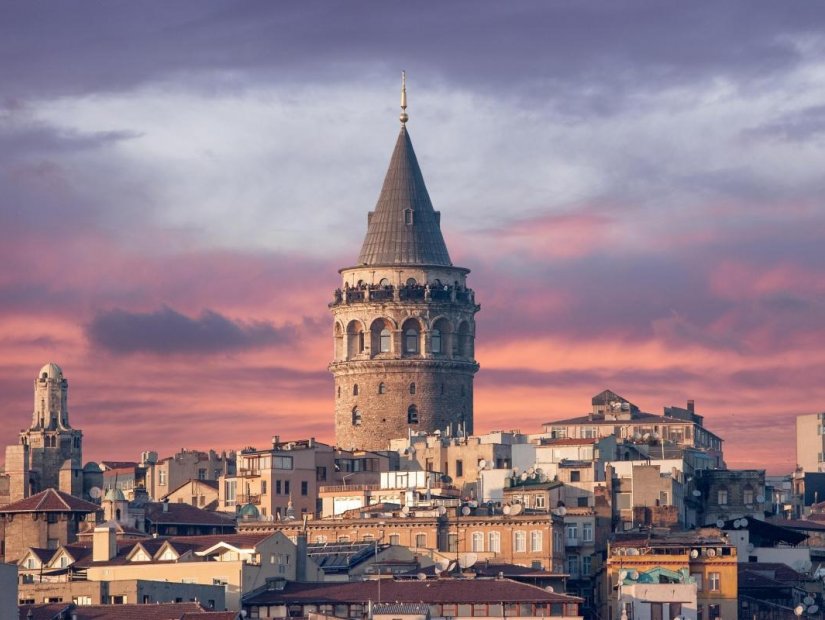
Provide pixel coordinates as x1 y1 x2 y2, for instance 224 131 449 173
3 363 84 503
330 81 480 450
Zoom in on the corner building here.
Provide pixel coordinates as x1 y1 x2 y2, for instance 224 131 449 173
330 111 479 451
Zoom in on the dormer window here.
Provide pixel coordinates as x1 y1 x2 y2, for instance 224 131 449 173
404 209 413 225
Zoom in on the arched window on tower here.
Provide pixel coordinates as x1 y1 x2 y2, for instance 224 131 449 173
405 329 419 353
353 384 359 396
431 329 441 354
408 405 419 424
378 382 386 395
409 383 416 395
352 408 362 426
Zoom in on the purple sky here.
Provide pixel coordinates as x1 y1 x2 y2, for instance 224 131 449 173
2 2 825 472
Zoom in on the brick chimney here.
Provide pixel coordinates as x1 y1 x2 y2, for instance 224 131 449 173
687 400 695 413
93 525 117 562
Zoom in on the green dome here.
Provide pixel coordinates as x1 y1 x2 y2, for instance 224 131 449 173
238 503 260 519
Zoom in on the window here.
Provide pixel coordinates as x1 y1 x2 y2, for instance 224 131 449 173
198 468 207 480
743 488 754 505
717 489 728 505
709 572 721 592
380 329 391 352
415 533 427 548
261 480 267 495
276 480 281 495
316 466 327 481
566 524 578 542
389 534 400 545
378 382 386 394
159 470 167 486
284 480 290 495
582 554 592 576
456 460 463 477
409 382 416 395
405 329 419 353
352 408 362 426
514 531 527 553
570 470 581 482
301 481 308 496
582 522 593 542
404 209 413 225
567 554 579 577
471 532 484 552
353 384 359 396
535 495 546 509
488 531 501 553
431 329 441 353
692 573 703 591
407 405 419 424
577 496 589 507
530 530 543 552
273 456 293 469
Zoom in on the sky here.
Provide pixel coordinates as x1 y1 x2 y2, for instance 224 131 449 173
2 1 825 473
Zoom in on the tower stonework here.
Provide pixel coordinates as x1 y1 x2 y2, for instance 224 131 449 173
330 98 479 451
4 363 84 502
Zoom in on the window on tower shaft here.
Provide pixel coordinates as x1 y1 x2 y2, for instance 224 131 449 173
431 329 441 354
352 408 362 426
378 383 386 395
404 209 413 225
408 406 419 424
405 329 419 353
353 384 359 396
380 329 391 353
409 383 416 395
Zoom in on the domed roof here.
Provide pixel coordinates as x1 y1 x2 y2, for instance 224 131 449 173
104 487 126 502
238 503 260 519
38 362 63 380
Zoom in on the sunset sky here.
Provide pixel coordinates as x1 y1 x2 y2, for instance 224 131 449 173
2 2 825 473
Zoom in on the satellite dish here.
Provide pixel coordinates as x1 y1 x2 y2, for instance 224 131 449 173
535 468 544 476
545 586 554 593
503 505 512 515
643 433 651 441
478 459 487 470
716 519 725 528
634 432 642 440
539 474 548 482
401 505 410 514
809 605 819 615
398 511 408 518
520 472 529 481
89 487 103 499
437 506 447 516
804 596 815 606
417 572 428 580
619 570 628 580
706 548 717 557
626 548 640 556
458 553 478 569
527 467 535 475
692 490 702 497
555 506 567 517
629 570 639 580
510 503 523 516
747 543 755 552
513 467 520 474
461 506 471 516
740 518 748 527
757 495 766 503
436 559 450 573
434 430 441 436
690 549 699 559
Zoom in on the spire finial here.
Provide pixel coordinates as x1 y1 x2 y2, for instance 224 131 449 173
400 70 409 125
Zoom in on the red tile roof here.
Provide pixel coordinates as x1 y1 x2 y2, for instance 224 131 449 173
1 488 100 513
17 603 72 620
245 577 581 605
144 502 236 526
180 613 239 620
68 602 207 619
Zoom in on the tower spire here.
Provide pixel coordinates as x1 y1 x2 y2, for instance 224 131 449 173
400 70 409 125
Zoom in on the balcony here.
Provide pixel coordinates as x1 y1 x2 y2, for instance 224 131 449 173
330 284 476 308
565 538 582 548
236 493 261 505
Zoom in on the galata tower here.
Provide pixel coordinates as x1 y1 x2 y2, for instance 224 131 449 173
330 75 480 450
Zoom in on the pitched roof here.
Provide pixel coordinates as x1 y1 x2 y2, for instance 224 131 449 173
245 577 581 605
18 603 73 620
66 602 206 619
144 501 236 526
356 126 452 267
0 488 100 513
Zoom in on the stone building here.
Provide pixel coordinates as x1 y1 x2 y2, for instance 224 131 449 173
3 363 85 503
329 80 480 451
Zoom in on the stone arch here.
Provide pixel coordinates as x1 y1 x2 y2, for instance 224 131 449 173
402 317 423 356
408 405 419 424
370 317 396 356
457 321 473 358
430 316 453 356
346 320 366 360
333 322 344 361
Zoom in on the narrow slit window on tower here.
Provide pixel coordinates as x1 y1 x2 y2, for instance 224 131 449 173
352 408 362 426
353 384 359 396
408 405 419 424
378 382 386 395
380 328 391 353
409 383 416 395
404 209 413 225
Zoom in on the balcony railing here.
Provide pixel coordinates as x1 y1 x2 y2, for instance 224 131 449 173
237 494 261 505
330 284 476 308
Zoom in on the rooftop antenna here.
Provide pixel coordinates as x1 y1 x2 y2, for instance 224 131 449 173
400 71 409 125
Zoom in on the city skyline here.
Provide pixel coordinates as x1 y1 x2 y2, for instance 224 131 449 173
3 2 825 473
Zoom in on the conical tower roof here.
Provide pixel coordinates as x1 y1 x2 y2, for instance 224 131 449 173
357 126 452 266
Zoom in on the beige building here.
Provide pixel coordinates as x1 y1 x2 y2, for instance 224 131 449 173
2 363 86 504
162 478 220 510
329 87 480 451
144 448 234 501
796 412 825 473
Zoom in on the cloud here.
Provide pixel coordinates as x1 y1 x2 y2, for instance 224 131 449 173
86 306 296 355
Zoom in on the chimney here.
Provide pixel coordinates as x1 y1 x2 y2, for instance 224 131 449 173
93 525 117 562
687 400 695 413
162 499 169 513
272 436 280 450
296 531 308 582
309 437 315 448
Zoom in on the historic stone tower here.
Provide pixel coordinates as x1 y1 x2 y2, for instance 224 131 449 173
330 77 480 450
3 362 84 501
